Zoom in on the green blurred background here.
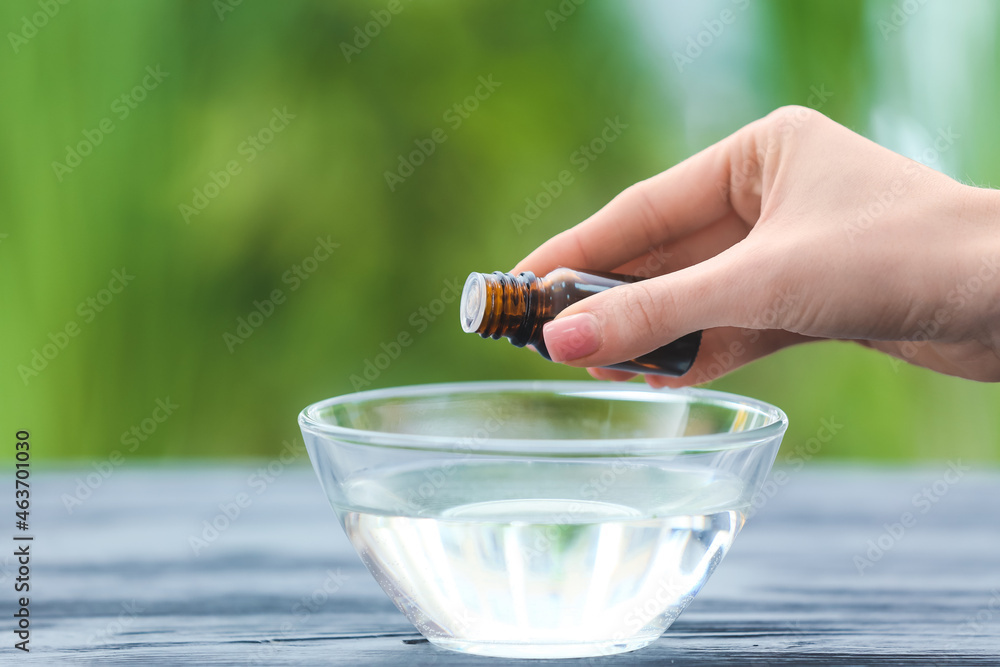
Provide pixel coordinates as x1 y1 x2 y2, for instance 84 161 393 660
1 0 998 463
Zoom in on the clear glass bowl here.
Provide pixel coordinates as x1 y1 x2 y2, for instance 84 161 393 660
299 381 787 660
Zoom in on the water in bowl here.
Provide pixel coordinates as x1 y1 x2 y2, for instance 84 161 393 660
337 459 746 659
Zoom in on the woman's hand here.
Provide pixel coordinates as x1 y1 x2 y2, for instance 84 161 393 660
514 107 1000 386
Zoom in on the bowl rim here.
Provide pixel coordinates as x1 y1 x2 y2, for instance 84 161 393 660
298 381 788 456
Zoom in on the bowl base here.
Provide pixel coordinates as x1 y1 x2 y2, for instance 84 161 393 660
427 634 660 659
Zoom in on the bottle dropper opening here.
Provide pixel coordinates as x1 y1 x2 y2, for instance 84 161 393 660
460 272 487 333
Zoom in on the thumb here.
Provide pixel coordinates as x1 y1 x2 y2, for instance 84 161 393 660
541 247 768 368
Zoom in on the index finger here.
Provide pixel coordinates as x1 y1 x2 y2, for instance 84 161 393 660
513 120 761 276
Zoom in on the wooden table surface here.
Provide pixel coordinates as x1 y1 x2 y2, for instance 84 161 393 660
14 463 1000 665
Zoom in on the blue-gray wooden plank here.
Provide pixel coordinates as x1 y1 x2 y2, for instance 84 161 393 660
10 464 1000 665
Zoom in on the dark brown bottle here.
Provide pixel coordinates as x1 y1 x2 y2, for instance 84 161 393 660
460 268 701 376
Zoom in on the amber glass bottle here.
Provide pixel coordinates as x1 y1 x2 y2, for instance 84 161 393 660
460 268 701 376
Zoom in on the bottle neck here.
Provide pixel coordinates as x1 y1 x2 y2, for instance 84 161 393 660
460 271 543 347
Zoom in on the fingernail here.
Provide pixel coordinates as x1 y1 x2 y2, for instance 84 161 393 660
543 313 601 362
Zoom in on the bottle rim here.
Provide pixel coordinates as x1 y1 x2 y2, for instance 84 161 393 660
460 272 487 333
